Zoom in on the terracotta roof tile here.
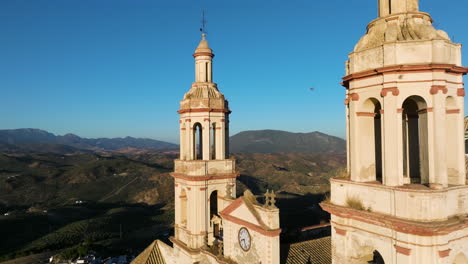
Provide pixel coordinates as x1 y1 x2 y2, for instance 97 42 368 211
284 236 331 264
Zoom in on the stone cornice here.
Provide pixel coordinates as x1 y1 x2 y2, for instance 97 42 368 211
320 201 468 236
178 108 231 114
342 64 468 89
170 172 239 181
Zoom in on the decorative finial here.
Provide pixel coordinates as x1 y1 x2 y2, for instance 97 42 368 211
264 189 277 209
202 33 206 40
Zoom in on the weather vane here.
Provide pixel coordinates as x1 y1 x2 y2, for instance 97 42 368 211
199 9 207 34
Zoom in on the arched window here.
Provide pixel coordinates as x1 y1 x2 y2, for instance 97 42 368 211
193 123 203 160
209 190 220 238
374 102 383 182
210 190 218 219
368 250 385 264
402 96 429 184
180 189 187 228
358 98 382 182
211 123 216 160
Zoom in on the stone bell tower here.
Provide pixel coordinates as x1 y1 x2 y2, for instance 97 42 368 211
322 0 468 263
171 33 238 255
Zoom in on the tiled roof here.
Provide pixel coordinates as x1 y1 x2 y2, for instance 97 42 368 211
131 240 166 264
283 236 331 264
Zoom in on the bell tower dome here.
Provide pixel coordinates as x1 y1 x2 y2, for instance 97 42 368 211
171 33 238 253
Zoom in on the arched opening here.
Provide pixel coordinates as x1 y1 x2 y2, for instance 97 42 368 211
210 191 218 219
211 123 216 160
193 123 203 160
180 189 187 228
464 117 468 154
402 96 429 184
374 102 383 182
368 250 385 264
358 98 382 182
209 191 220 238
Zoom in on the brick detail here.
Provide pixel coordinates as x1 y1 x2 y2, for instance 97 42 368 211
334 227 347 236
356 112 376 117
394 245 412 256
345 93 360 104
446 109 460 114
438 249 451 258
457 88 465 97
381 87 400 97
430 85 448 95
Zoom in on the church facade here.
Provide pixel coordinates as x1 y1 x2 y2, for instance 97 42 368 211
131 34 281 264
321 0 468 263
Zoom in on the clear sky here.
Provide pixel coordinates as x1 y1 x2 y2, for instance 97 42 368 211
1 0 467 143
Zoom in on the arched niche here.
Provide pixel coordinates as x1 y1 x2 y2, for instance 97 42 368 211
193 123 203 160
357 98 383 182
402 96 429 184
210 122 216 160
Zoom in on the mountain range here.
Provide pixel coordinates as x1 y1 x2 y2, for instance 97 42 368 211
230 130 345 154
0 128 346 154
0 129 178 153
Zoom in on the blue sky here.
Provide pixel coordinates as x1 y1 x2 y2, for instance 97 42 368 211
1 0 467 143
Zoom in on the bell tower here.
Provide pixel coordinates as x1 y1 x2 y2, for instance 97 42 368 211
322 0 468 263
378 0 419 17
171 33 238 252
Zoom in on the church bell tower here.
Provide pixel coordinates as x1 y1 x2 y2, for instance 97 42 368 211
322 0 468 263
171 33 238 252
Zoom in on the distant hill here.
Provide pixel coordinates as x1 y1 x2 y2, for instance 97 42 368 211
229 130 346 154
0 129 178 153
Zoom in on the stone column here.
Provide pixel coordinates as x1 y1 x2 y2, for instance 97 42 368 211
382 94 401 186
203 120 210 160
432 93 448 186
349 100 361 181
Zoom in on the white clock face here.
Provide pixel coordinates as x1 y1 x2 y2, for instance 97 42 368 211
238 227 251 251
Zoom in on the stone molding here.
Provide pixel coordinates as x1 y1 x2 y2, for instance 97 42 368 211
178 108 231 114
320 201 468 237
342 64 468 88
170 172 239 181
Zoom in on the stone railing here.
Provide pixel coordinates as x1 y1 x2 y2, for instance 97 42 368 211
174 159 236 176
330 178 468 222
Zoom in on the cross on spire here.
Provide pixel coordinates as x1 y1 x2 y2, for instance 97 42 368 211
200 9 207 34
